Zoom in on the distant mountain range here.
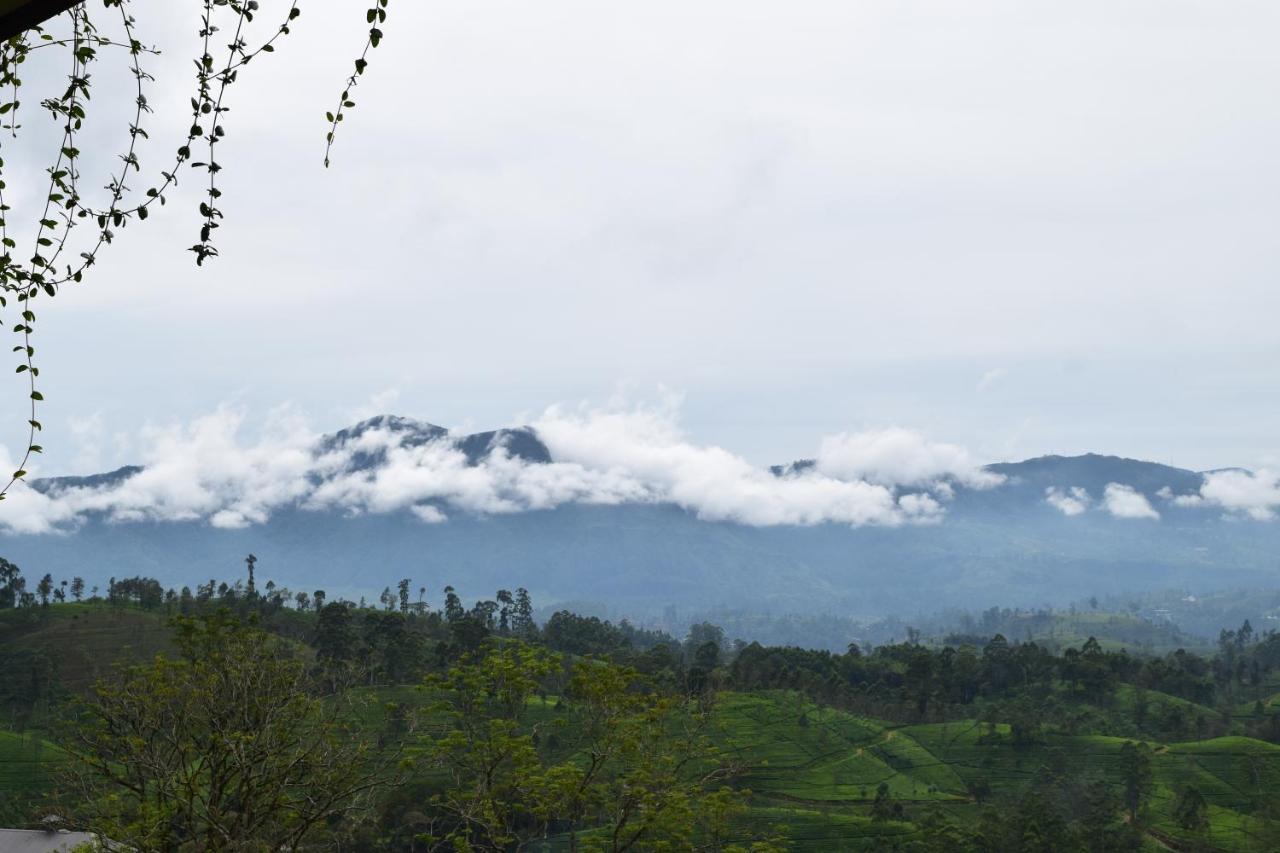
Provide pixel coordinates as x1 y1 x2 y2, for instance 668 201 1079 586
5 415 1278 619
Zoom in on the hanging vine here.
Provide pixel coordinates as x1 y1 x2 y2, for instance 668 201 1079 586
0 0 391 502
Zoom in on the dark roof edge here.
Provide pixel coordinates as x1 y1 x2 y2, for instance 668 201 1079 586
0 0 82 42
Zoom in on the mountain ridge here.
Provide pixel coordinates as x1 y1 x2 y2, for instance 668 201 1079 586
6 416 1275 618
26 415 1225 498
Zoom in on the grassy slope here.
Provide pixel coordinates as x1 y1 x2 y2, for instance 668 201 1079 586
0 730 67 824
0 603 173 695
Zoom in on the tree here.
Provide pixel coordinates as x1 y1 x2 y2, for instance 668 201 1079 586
561 666 743 852
314 601 358 666
0 558 20 608
398 578 411 614
422 641 762 852
1174 786 1209 833
36 573 53 607
68 612 404 850
1119 741 1154 824
512 587 536 638
543 611 628 656
496 589 513 633
684 622 726 662
443 585 465 623
422 641 563 849
871 782 894 822
70 576 84 602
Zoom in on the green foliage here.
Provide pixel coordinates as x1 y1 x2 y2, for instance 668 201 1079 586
1174 785 1209 832
1119 740 1155 824
12 587 1280 850
0 729 67 823
68 611 403 850
419 642 569 848
420 641 779 852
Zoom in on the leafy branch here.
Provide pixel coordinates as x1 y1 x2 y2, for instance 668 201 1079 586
0 0 392 502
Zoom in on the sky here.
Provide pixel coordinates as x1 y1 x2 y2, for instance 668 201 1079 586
3 0 1280 482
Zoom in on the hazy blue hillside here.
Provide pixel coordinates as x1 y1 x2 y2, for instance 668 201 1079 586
4 420 1277 617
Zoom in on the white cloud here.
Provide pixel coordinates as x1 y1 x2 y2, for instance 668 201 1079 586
1188 469 1280 521
1 407 319 534
815 428 1004 490
1102 483 1160 520
0 403 993 534
532 405 950 527
410 505 449 524
1046 486 1091 516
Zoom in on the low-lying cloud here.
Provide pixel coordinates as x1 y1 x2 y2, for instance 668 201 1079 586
1045 486 1091 516
1044 484 1161 520
815 428 1003 490
1172 469 1280 521
1102 483 1161 520
0 405 1004 535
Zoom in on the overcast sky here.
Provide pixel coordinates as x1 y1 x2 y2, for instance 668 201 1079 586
4 0 1279 477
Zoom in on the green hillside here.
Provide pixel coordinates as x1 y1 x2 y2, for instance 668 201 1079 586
4 596 1280 850
0 730 67 824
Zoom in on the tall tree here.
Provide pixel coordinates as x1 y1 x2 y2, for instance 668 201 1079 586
512 587 536 638
496 589 514 634
0 557 20 608
36 573 53 607
315 602 358 667
1119 741 1154 825
68 613 404 850
443 586 465 624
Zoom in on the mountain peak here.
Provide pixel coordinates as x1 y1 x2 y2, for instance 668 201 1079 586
319 416 551 468
28 464 143 495
984 453 1204 499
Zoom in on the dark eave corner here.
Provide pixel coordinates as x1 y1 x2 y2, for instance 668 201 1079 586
0 0 83 42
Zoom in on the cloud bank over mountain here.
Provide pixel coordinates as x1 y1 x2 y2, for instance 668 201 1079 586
7 403 1280 538
1173 469 1280 521
0 405 1003 535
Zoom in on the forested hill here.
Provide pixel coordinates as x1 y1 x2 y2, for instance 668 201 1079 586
5 585 1280 850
